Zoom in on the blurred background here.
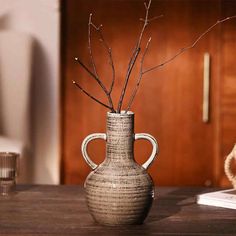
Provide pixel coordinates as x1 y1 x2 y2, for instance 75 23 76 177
0 0 60 184
0 0 235 186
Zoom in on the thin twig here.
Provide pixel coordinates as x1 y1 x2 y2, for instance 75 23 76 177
143 15 236 74
117 0 153 113
117 47 141 112
90 21 115 95
75 57 115 112
137 0 152 46
126 37 152 111
74 14 116 112
140 15 163 23
72 80 112 110
88 14 99 78
75 57 98 81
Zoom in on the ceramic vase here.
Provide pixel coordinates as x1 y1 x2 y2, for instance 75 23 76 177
224 144 236 189
81 111 158 225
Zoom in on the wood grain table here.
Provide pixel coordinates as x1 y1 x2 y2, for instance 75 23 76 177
0 185 235 235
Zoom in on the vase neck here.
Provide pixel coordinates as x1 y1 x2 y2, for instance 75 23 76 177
106 112 134 161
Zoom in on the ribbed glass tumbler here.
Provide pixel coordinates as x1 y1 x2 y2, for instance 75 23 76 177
0 152 19 195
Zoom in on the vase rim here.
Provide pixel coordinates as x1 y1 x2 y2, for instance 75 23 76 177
107 110 134 116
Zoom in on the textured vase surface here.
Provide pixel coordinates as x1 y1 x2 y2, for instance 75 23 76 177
81 111 158 225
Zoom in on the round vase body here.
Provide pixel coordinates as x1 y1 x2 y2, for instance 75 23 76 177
82 112 157 225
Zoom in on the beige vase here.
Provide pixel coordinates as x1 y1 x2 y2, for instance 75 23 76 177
81 111 158 225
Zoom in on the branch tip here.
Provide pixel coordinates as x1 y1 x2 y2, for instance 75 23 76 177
143 14 236 74
144 2 148 9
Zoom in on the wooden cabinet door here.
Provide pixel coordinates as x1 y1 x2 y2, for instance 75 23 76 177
61 0 222 186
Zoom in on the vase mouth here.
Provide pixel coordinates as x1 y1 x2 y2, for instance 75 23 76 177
107 110 134 117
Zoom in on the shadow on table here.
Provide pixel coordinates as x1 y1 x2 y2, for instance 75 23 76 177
147 187 207 223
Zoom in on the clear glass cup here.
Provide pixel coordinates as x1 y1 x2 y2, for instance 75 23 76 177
0 152 19 195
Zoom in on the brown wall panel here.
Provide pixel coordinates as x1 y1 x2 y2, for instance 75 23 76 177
61 0 236 186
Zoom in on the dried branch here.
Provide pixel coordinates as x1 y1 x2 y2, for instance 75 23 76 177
90 19 115 95
88 14 99 78
140 15 163 23
75 57 98 81
75 14 116 113
143 15 236 74
74 0 236 113
125 15 236 111
117 0 154 113
126 37 152 112
117 47 140 112
74 57 115 112
137 0 152 47
72 80 113 110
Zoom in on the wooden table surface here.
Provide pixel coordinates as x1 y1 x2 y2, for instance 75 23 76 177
0 185 235 236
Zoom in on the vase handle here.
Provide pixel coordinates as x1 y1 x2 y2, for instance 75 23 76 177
135 133 159 169
224 144 236 188
81 133 107 170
